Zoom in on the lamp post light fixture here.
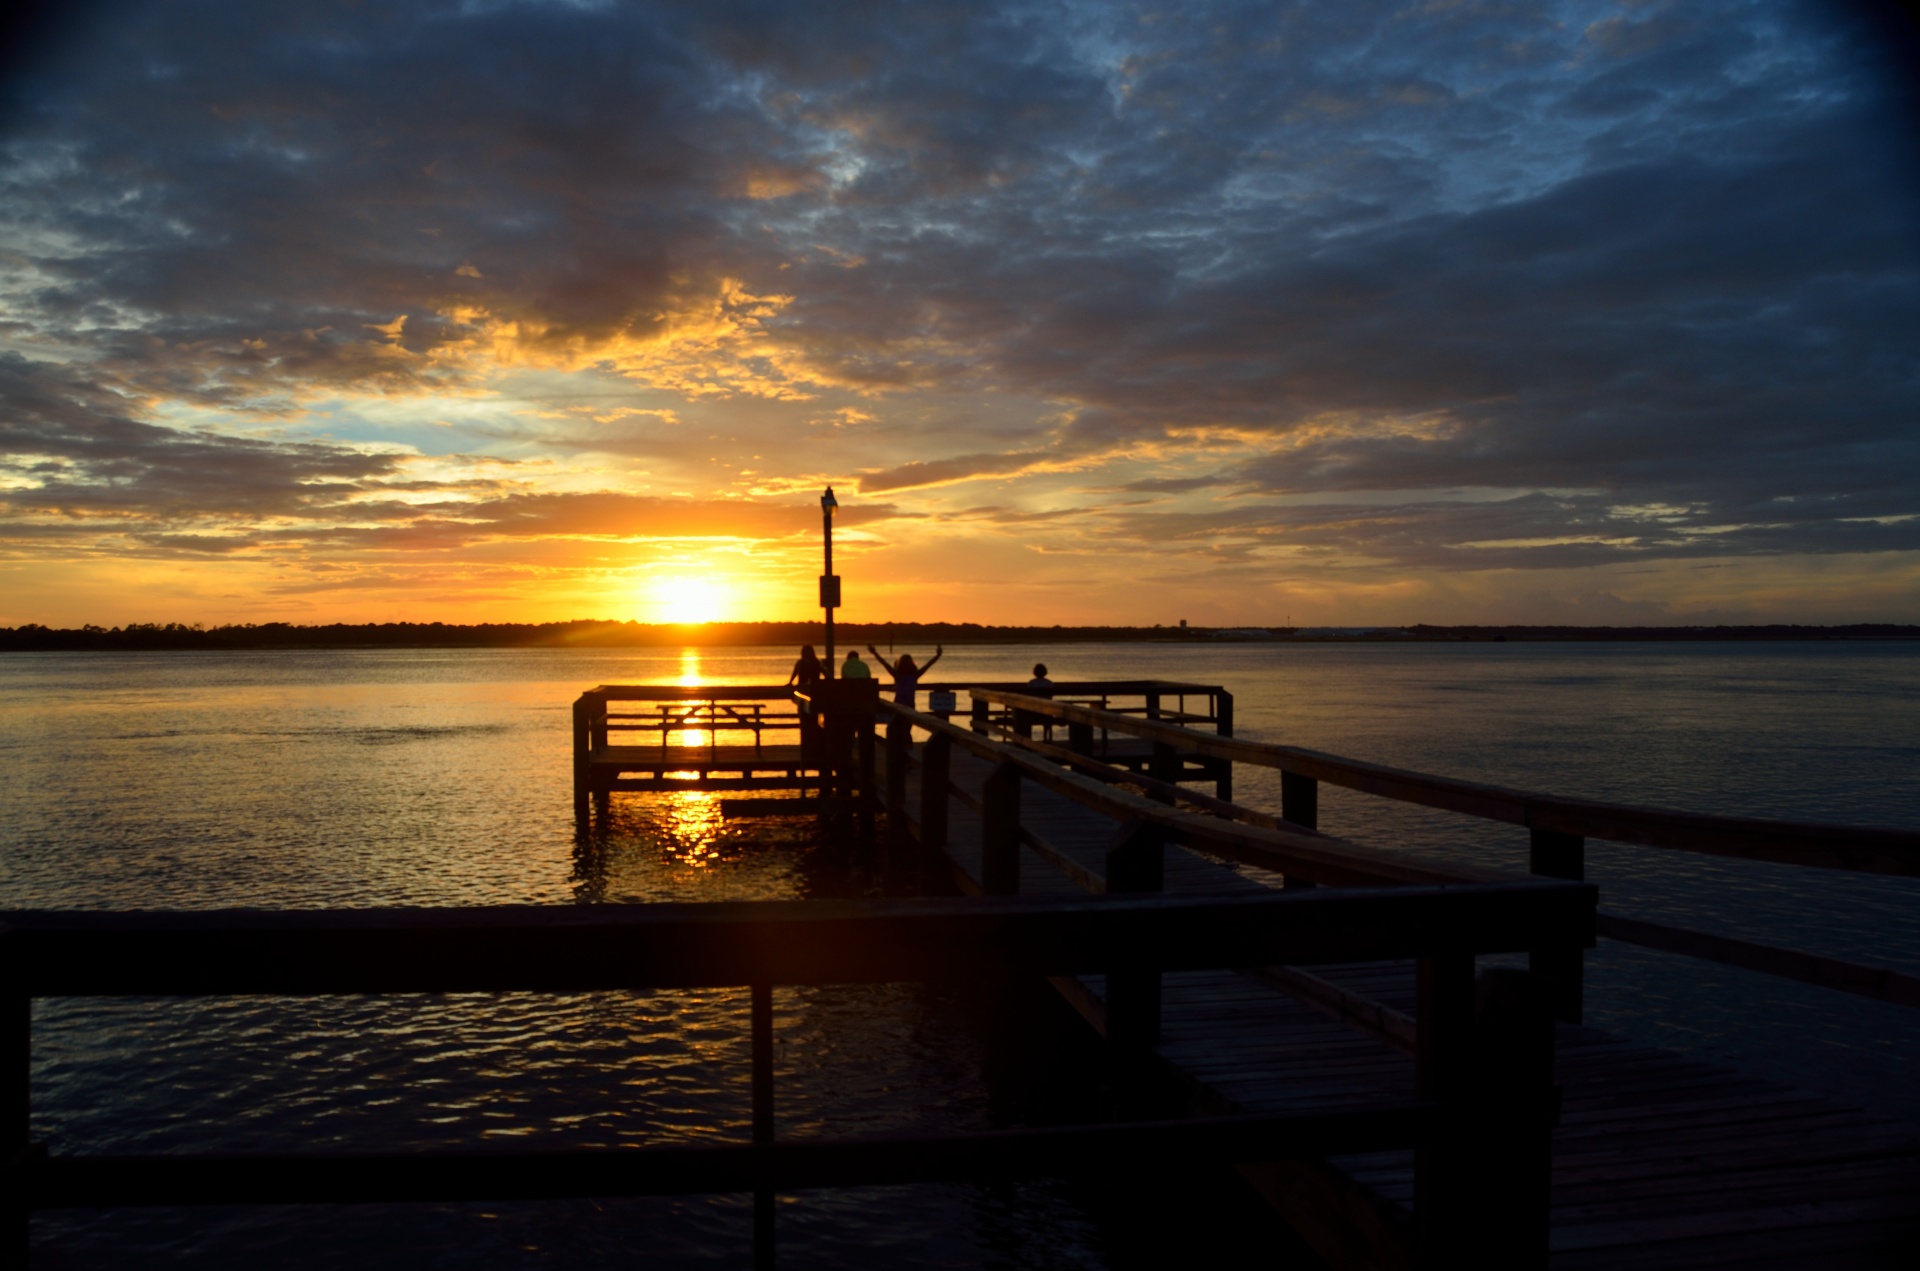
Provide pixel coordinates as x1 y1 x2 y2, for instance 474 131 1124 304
820 486 840 677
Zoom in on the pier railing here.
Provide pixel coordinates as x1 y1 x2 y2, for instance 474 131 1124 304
963 690 1920 1018
3 882 1589 1268
571 681 1232 817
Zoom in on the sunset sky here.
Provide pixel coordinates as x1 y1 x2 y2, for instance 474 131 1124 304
2 0 1918 627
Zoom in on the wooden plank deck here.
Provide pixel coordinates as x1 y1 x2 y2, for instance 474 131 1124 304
898 743 1920 1270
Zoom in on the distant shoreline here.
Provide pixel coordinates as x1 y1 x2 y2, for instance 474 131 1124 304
3 620 1917 652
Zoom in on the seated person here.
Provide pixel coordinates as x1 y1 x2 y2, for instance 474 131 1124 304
1016 663 1054 738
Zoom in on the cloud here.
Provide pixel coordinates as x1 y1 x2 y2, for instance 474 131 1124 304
0 354 405 519
1 0 1918 620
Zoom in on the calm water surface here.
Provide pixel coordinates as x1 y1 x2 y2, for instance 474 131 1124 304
2 642 1916 1266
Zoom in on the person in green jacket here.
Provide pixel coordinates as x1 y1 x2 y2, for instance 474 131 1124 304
841 650 872 678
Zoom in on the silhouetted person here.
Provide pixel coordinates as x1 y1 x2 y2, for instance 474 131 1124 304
785 644 823 690
868 643 943 708
1017 662 1053 738
841 650 873 678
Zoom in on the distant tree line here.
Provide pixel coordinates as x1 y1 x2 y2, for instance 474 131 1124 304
0 620 1915 652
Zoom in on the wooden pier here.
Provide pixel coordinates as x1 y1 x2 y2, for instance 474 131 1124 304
8 676 1917 1269
565 676 1920 1264
867 687 1920 1268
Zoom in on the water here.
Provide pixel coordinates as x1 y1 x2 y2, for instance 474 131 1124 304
3 641 1918 1265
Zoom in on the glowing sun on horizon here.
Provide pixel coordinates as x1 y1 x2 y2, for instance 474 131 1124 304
650 575 727 625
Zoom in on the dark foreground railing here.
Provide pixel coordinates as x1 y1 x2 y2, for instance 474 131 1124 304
2 884 1590 1269
967 690 1920 1020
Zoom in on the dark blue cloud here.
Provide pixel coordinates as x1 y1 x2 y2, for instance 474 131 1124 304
0 0 1915 578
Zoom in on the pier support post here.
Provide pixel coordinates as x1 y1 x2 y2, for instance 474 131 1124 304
1528 829 1586 1023
572 694 593 829
980 760 1022 896
1104 820 1166 1051
586 691 611 824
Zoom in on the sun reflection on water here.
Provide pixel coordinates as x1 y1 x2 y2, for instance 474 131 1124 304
656 791 727 868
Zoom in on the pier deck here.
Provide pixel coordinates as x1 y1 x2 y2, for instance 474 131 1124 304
896 739 1920 1269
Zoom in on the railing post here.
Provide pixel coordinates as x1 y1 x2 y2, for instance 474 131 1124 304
1067 720 1094 757
1414 950 1476 1265
750 980 774 1270
1467 968 1558 1268
1141 691 1181 783
919 733 951 866
1417 959 1558 1268
1280 770 1318 831
857 717 877 811
1529 829 1586 1022
970 695 990 736
980 760 1022 896
1104 821 1166 1050
885 718 911 860
1212 689 1234 801
1280 770 1319 889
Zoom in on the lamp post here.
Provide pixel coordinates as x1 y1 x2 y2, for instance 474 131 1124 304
820 486 840 678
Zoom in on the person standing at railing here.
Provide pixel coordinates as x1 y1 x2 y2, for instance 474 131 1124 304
867 643 942 708
787 645 826 760
785 645 823 690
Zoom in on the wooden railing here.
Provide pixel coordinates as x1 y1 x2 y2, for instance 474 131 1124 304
3 881 1589 1268
964 690 1920 1017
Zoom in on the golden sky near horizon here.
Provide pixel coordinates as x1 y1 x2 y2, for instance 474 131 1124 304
3 1 1919 628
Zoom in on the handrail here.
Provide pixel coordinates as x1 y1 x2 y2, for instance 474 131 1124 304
589 679 1224 702
971 690 1920 876
0 888 1593 991
1 888 1578 1265
880 700 1512 888
962 690 1920 1012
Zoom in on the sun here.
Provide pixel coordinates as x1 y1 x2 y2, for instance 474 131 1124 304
650 575 726 625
